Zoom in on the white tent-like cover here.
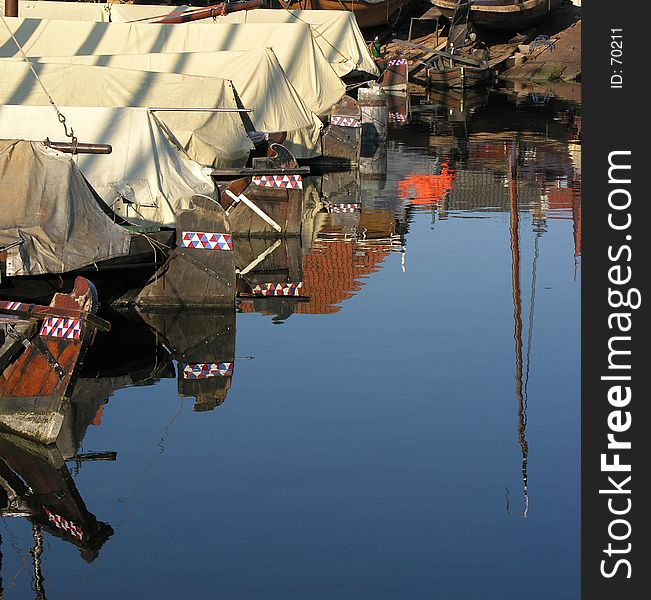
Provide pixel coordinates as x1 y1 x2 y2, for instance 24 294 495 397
16 3 379 77
0 17 345 116
27 47 324 159
0 105 216 228
0 60 255 168
17 1 188 22
217 9 379 77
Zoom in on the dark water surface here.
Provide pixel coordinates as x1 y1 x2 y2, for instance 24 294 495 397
0 87 580 599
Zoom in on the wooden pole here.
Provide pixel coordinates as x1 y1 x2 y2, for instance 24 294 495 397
5 0 18 17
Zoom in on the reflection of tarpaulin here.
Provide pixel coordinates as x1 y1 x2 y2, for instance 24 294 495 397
398 161 456 206
138 310 236 412
0 433 113 562
0 140 132 276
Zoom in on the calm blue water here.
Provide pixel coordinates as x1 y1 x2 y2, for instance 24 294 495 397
0 88 580 599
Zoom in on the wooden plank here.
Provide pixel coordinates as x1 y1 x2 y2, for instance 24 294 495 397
212 167 310 178
392 39 485 67
0 302 111 332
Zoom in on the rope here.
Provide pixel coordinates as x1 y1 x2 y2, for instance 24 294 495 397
0 13 77 144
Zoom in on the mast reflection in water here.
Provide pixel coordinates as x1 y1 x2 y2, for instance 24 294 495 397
0 87 580 599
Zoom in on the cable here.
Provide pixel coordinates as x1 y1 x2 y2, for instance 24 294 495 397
0 13 77 144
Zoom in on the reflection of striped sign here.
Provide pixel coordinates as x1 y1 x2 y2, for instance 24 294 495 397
183 362 233 379
330 115 361 128
40 317 81 340
0 300 24 311
388 58 408 66
181 232 233 250
44 507 84 540
389 112 407 122
252 282 303 297
252 175 303 190
330 203 361 213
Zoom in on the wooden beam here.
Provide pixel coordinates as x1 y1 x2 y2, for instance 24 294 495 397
0 303 111 332
392 39 485 67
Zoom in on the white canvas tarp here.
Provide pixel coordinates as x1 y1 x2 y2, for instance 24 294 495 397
28 47 324 158
0 105 216 228
0 17 345 115
0 60 254 168
17 1 191 22
217 9 379 77
0 139 132 276
16 3 379 77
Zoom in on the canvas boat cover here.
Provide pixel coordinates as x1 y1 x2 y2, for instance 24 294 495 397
16 3 379 77
17 1 191 22
0 105 216 227
0 60 254 168
0 139 132 276
216 9 379 77
26 48 323 159
0 17 345 116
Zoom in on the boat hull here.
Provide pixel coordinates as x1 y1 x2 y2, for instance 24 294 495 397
280 0 416 28
432 0 565 30
427 64 490 89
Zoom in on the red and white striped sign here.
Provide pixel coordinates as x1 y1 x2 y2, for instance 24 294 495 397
181 232 233 250
183 362 234 379
330 203 361 213
0 300 24 311
252 175 303 190
44 507 84 540
330 115 361 128
40 317 81 340
251 282 303 297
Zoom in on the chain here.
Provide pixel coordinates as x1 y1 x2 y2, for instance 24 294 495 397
1 13 77 145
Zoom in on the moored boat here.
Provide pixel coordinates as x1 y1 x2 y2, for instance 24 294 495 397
427 62 490 88
0 276 108 444
278 0 416 28
431 0 565 31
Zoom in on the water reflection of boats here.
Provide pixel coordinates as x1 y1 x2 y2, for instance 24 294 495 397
0 432 114 562
395 89 581 259
2 303 237 453
413 86 490 116
236 175 407 319
83 307 237 413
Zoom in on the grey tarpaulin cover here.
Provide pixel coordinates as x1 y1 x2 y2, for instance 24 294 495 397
0 140 132 276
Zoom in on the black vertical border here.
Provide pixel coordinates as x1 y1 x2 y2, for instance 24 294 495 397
582 2 650 598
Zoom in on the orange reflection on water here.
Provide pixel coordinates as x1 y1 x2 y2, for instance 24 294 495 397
398 162 456 206
297 239 393 314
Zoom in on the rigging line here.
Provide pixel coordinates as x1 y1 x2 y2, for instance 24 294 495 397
30 525 46 600
1 518 33 592
0 13 76 143
113 398 188 531
523 230 542 403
